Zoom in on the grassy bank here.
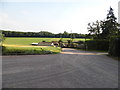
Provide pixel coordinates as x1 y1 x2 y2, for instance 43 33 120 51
2 45 61 55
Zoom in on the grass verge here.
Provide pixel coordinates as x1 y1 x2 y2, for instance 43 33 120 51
75 48 108 53
2 46 61 55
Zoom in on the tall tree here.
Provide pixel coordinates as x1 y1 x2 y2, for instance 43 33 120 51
101 7 119 39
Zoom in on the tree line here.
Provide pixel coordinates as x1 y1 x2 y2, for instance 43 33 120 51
1 30 89 38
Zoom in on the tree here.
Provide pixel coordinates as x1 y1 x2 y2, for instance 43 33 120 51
58 38 63 47
70 33 75 40
101 7 119 39
0 30 5 43
63 31 69 38
39 31 54 37
88 7 119 39
87 20 102 39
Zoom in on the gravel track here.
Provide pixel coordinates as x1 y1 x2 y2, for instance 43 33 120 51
2 48 118 88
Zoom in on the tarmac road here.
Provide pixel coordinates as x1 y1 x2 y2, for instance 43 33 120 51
2 48 118 88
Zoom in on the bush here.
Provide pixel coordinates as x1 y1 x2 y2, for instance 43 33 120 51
86 40 109 51
76 44 85 49
77 41 84 44
109 36 120 57
42 40 46 42
2 46 6 54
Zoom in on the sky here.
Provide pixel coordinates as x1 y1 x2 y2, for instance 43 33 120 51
118 1 120 24
0 0 120 34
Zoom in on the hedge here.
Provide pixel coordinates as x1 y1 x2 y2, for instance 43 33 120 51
108 36 120 57
86 40 109 51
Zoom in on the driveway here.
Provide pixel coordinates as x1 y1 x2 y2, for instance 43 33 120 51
2 48 118 88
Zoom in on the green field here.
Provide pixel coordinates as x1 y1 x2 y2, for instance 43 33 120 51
2 37 90 55
3 37 90 45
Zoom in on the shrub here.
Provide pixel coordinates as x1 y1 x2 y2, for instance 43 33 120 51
86 40 109 51
76 41 85 49
109 36 120 57
42 40 46 42
77 41 84 44
77 44 85 49
2 46 6 54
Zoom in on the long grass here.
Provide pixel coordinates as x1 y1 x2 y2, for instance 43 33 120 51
2 46 61 55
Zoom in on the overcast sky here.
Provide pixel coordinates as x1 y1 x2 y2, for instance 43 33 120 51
0 0 119 34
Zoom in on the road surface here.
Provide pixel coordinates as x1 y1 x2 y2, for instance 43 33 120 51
2 48 118 88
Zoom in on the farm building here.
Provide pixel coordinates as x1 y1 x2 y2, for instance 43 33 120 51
38 42 52 46
31 41 59 47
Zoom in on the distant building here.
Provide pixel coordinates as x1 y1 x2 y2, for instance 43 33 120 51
38 42 52 46
51 41 59 47
31 41 59 47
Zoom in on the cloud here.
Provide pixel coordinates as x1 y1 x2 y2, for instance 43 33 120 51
20 10 29 15
0 12 39 32
0 0 101 3
2 0 119 4
52 1 118 34
50 6 107 34
118 1 120 24
0 13 22 30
